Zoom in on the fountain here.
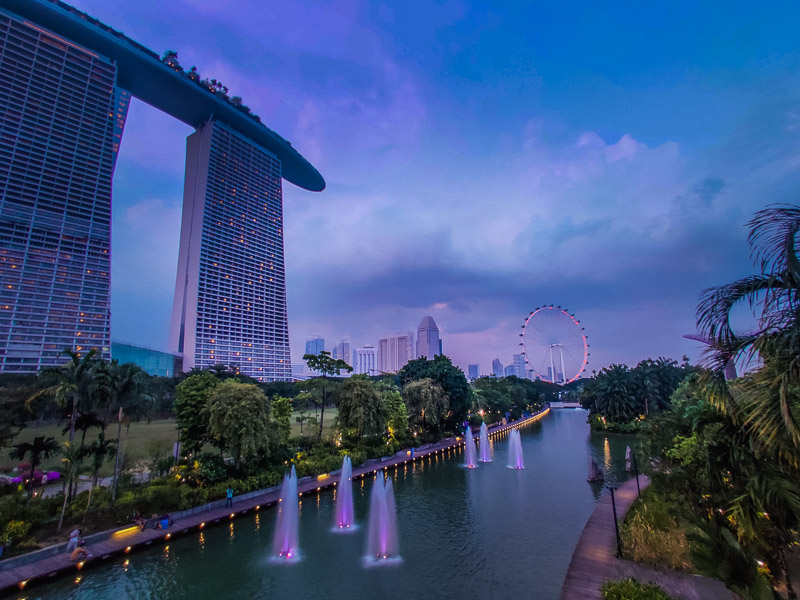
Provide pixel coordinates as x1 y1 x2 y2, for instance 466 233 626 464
333 456 356 531
507 429 525 469
272 466 300 561
478 422 492 462
365 475 400 564
464 428 477 468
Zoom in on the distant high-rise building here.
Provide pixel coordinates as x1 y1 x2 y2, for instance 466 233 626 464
416 316 440 360
304 337 325 357
504 364 515 377
492 359 504 378
352 345 377 375
332 339 350 364
513 354 527 379
467 364 479 380
378 333 413 373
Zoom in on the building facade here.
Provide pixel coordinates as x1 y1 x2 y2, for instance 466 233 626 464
304 337 325 357
513 353 528 379
467 364 479 380
0 7 127 371
169 120 291 381
377 333 413 373
331 339 350 363
416 316 440 360
111 342 181 377
492 358 503 377
352 345 377 375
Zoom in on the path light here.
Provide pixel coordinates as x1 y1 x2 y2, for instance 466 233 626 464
77 561 85 569
230 513 235 519
256 505 260 510
19 580 28 590
125 546 132 553
199 522 205 529
165 533 171 540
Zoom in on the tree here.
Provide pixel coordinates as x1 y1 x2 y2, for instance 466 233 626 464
8 436 59 499
78 432 115 519
399 356 471 429
696 205 800 457
62 411 104 451
272 396 292 444
104 361 147 502
378 380 409 443
174 371 219 453
206 380 274 470
583 364 640 422
402 378 449 438
0 384 30 449
337 375 387 439
40 349 97 445
303 351 352 440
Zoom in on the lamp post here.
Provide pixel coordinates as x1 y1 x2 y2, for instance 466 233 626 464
609 486 623 558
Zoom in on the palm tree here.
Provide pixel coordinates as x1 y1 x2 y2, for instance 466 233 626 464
56 441 84 532
106 361 147 501
696 205 800 452
62 411 104 451
585 364 640 422
8 436 60 499
39 349 98 444
79 432 116 520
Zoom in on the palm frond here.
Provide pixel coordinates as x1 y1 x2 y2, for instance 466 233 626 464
748 204 800 279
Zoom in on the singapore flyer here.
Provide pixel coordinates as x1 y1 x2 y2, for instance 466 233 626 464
519 306 589 384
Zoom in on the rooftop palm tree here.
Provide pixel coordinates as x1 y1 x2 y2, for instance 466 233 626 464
9 436 59 499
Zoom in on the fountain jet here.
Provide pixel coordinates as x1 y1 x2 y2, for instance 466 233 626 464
272 466 300 560
507 430 525 469
479 422 492 462
464 427 477 468
365 475 399 563
334 456 356 531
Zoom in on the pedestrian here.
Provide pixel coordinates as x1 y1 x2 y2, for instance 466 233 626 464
225 485 234 508
70 540 91 561
66 528 81 553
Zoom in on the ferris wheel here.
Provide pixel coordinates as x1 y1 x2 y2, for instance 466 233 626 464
519 306 589 384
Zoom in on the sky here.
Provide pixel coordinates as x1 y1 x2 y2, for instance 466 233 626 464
69 0 800 377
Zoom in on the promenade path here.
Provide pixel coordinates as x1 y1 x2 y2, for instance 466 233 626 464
0 409 548 596
559 476 738 600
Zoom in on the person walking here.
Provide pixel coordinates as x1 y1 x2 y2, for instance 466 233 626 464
225 486 234 508
66 528 81 553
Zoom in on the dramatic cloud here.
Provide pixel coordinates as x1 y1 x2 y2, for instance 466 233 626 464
68 0 800 375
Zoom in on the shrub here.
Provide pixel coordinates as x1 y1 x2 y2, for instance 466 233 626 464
3 519 31 544
143 484 181 514
621 493 691 570
178 486 207 510
196 453 227 484
601 578 675 600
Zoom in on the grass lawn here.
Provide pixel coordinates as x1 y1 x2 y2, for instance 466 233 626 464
1 408 340 476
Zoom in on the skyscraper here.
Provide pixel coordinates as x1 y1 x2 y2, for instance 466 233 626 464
513 353 528 379
169 121 292 381
352 345 377 375
0 6 126 371
504 364 515 377
467 364 479 380
492 358 504 377
332 339 350 364
0 0 324 377
304 337 325 357
416 316 440 360
377 333 413 373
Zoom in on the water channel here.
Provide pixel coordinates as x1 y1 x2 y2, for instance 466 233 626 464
17 409 635 600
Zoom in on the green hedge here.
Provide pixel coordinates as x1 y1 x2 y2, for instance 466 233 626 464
601 578 675 600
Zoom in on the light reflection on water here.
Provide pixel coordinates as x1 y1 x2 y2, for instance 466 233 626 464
18 409 632 600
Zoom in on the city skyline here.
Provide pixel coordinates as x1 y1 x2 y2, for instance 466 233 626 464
53 0 800 375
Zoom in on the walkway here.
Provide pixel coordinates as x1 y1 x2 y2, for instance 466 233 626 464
0 409 549 596
559 476 738 600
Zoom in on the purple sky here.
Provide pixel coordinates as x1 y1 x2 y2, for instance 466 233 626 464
69 0 800 376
